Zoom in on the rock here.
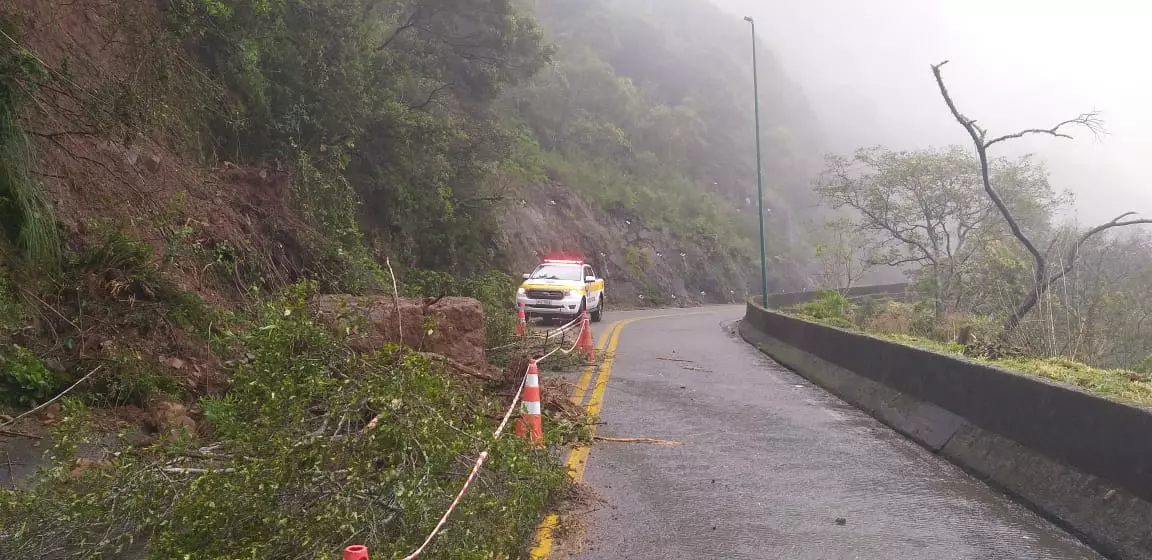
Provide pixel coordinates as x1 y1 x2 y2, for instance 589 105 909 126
125 144 140 166
70 458 110 479
147 401 197 438
311 295 487 369
41 402 62 426
144 153 162 173
162 357 186 370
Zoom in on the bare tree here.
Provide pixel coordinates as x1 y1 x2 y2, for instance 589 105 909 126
812 218 880 291
931 60 1152 332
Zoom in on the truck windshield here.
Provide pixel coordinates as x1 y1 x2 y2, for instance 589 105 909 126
530 264 583 281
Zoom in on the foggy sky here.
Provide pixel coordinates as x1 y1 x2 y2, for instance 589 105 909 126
710 0 1152 223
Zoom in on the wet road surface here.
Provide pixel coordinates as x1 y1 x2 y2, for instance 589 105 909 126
575 306 1102 560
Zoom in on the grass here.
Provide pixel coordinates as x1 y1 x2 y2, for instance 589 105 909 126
0 80 60 271
783 307 1152 408
990 356 1152 407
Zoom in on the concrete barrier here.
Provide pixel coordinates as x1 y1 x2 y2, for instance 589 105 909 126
764 282 909 309
740 301 1152 560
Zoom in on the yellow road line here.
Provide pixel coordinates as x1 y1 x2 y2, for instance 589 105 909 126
568 322 619 407
529 309 723 559
529 321 623 559
580 320 628 439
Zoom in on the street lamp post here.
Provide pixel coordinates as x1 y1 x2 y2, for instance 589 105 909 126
744 16 769 305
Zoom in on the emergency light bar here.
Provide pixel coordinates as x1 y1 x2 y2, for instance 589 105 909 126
543 258 583 265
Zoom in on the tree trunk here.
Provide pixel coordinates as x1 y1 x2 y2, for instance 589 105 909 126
1003 290 1039 332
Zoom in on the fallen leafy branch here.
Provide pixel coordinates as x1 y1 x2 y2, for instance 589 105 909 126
418 352 496 381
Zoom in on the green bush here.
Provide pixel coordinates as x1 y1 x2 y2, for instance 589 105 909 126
790 289 856 330
74 226 160 289
0 344 56 407
87 350 182 407
0 281 569 559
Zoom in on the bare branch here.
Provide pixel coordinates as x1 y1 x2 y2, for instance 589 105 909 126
932 61 1046 269
985 112 1105 148
409 83 451 110
930 61 1150 333
381 9 422 50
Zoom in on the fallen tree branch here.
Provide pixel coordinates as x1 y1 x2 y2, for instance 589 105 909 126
386 257 402 343
419 352 495 380
594 436 684 446
161 467 237 474
0 428 43 440
0 365 103 429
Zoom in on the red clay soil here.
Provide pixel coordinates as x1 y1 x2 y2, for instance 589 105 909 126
0 0 338 398
311 295 489 370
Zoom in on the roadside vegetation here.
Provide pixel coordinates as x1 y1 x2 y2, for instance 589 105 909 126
1 282 578 559
786 290 1152 407
803 62 1152 408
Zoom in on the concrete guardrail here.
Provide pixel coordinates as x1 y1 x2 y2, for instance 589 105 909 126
763 282 909 309
740 300 1152 560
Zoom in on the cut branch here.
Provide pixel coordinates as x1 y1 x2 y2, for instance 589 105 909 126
594 436 684 446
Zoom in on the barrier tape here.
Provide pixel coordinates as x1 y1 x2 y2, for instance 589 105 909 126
398 450 490 560
393 314 588 559
486 315 582 352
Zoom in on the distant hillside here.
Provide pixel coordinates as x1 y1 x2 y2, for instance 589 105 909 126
494 0 826 298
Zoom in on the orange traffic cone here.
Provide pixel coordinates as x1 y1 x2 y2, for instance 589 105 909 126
516 302 527 337
514 359 543 447
344 545 369 560
578 311 595 363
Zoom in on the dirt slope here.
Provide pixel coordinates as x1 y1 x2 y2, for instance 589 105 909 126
499 182 753 307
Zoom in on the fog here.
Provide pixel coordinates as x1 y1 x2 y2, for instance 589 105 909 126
710 0 1152 223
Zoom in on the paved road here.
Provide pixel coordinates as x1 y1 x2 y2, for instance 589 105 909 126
572 306 1102 560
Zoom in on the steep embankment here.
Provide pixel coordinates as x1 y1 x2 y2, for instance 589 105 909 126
0 4 576 558
494 0 824 300
498 182 750 305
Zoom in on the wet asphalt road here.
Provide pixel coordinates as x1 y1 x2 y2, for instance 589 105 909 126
576 306 1102 560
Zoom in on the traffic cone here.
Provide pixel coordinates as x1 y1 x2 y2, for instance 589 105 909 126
514 359 543 447
578 311 595 363
344 545 369 560
516 302 527 337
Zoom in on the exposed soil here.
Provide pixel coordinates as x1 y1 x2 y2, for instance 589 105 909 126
498 181 754 307
312 295 490 369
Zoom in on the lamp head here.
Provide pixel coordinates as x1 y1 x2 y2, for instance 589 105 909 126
743 16 754 23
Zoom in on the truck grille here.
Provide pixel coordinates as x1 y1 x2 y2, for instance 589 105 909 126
526 289 565 300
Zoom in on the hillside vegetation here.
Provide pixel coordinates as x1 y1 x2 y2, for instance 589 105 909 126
808 66 1152 375
0 0 821 556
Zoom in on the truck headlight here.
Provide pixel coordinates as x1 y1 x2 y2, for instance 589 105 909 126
517 287 525 295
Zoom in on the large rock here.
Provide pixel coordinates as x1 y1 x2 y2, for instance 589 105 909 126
311 295 487 369
147 400 197 439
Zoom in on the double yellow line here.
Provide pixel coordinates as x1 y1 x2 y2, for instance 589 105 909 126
529 318 631 558
528 309 719 558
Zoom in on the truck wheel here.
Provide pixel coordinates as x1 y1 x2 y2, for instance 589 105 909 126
591 297 604 322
